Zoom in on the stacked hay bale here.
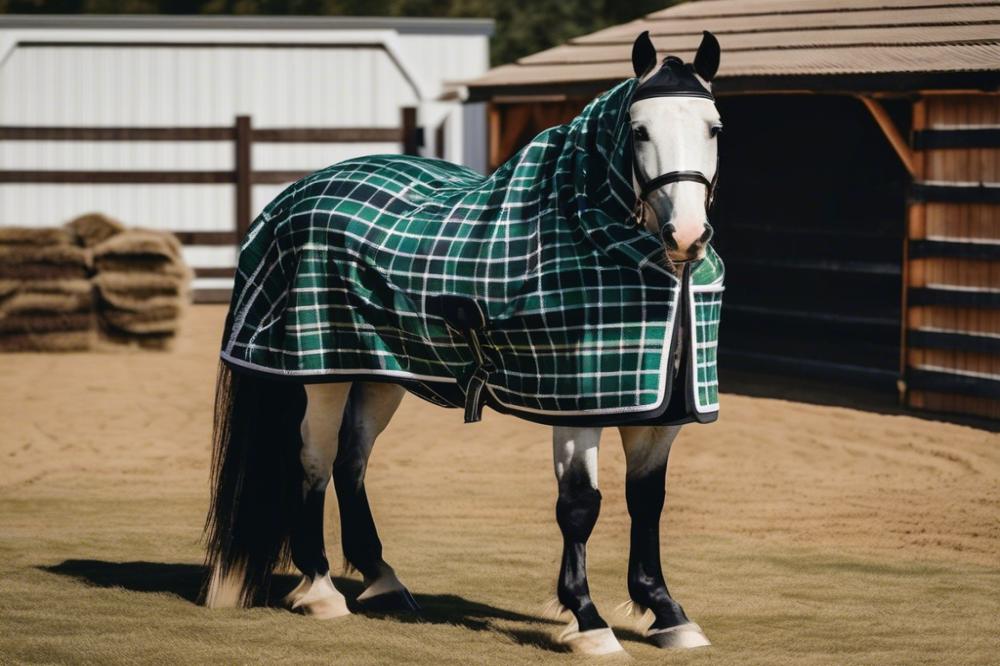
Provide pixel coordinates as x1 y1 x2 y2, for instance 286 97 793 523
0 227 95 351
86 218 192 350
0 213 192 352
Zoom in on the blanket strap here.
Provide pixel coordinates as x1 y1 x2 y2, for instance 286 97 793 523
462 331 496 423
425 295 494 423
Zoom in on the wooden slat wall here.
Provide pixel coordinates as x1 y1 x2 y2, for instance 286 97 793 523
905 93 1000 420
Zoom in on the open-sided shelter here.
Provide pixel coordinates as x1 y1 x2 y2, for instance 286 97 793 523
459 0 1000 421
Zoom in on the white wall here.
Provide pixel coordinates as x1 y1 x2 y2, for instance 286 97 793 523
0 23 489 292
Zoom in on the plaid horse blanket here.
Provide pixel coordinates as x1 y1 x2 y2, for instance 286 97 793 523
221 78 724 427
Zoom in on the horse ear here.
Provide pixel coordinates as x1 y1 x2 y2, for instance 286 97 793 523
632 31 657 79
693 31 720 82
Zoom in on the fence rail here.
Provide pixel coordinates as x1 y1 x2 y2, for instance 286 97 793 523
0 107 420 302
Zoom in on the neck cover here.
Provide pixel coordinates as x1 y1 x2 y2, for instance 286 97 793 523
221 78 724 427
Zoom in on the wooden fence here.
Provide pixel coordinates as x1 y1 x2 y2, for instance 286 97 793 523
0 107 420 302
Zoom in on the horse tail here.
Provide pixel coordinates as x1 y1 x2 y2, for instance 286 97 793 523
203 361 306 607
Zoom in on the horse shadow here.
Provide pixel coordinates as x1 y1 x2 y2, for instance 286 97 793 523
41 560 648 651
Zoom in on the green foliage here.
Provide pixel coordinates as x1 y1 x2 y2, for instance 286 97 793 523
0 0 680 65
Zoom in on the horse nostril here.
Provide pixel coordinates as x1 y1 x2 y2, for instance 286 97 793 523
699 223 714 244
660 222 678 249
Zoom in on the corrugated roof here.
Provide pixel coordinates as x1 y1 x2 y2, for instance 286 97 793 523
464 0 1000 99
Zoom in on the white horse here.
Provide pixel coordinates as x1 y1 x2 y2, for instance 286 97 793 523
205 31 723 656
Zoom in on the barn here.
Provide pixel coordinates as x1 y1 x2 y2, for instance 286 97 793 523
459 0 1000 421
0 15 492 300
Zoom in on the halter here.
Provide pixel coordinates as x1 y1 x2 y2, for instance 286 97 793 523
629 56 720 235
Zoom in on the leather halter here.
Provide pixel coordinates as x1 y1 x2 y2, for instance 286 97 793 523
629 57 720 233
632 150 718 213
630 137 719 237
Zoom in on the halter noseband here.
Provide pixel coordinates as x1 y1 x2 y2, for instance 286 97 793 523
629 56 719 232
632 153 718 216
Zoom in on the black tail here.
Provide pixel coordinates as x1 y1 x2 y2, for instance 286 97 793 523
203 362 306 606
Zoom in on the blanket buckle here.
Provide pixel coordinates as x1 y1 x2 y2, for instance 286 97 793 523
425 294 494 423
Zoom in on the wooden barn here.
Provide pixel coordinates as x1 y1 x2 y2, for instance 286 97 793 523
459 0 1000 421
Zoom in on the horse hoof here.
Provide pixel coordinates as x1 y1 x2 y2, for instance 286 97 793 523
355 587 421 614
289 574 351 619
646 622 711 649
560 627 626 656
283 575 311 608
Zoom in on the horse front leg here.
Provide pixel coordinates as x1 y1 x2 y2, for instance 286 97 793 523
620 425 710 648
550 426 624 655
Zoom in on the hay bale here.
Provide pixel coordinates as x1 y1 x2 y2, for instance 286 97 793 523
92 230 182 262
0 279 94 316
102 306 181 335
91 257 190 279
0 329 93 352
0 227 76 247
0 245 90 280
65 213 125 248
0 311 93 334
98 290 182 315
93 272 185 300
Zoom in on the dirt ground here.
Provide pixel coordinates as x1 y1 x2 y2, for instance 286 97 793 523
1 306 998 665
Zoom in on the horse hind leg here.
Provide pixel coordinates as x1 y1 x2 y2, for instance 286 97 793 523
332 381 417 613
285 382 353 619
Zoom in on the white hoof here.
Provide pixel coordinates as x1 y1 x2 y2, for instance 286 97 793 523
283 575 312 608
289 573 350 619
646 622 711 649
559 623 626 656
357 567 406 600
356 567 419 613
204 565 247 609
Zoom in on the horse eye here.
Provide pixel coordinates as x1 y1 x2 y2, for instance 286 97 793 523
710 125 723 138
633 126 650 142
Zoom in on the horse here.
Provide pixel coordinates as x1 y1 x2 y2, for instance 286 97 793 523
204 30 724 656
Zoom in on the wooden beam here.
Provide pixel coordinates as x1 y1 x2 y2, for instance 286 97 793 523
194 266 236 278
0 126 233 141
252 127 403 143
857 96 917 178
172 231 237 245
0 170 233 184
192 289 234 304
401 107 419 156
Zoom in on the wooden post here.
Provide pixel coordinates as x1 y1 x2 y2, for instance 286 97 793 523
487 102 501 171
234 115 252 243
401 107 419 156
435 118 447 160
902 98 928 407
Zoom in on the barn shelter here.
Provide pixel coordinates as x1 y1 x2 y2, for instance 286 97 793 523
458 0 1000 422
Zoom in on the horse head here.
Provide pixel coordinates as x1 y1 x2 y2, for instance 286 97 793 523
629 30 722 264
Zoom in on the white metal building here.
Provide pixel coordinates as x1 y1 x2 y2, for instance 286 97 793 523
0 15 492 295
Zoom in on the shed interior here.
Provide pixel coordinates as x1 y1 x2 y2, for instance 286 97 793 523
712 94 910 390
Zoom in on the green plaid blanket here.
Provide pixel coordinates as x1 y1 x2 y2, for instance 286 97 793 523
221 78 723 426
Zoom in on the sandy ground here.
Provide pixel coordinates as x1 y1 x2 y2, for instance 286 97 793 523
1 306 998 665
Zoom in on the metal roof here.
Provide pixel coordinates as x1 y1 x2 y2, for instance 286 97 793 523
463 0 1000 100
0 14 495 36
